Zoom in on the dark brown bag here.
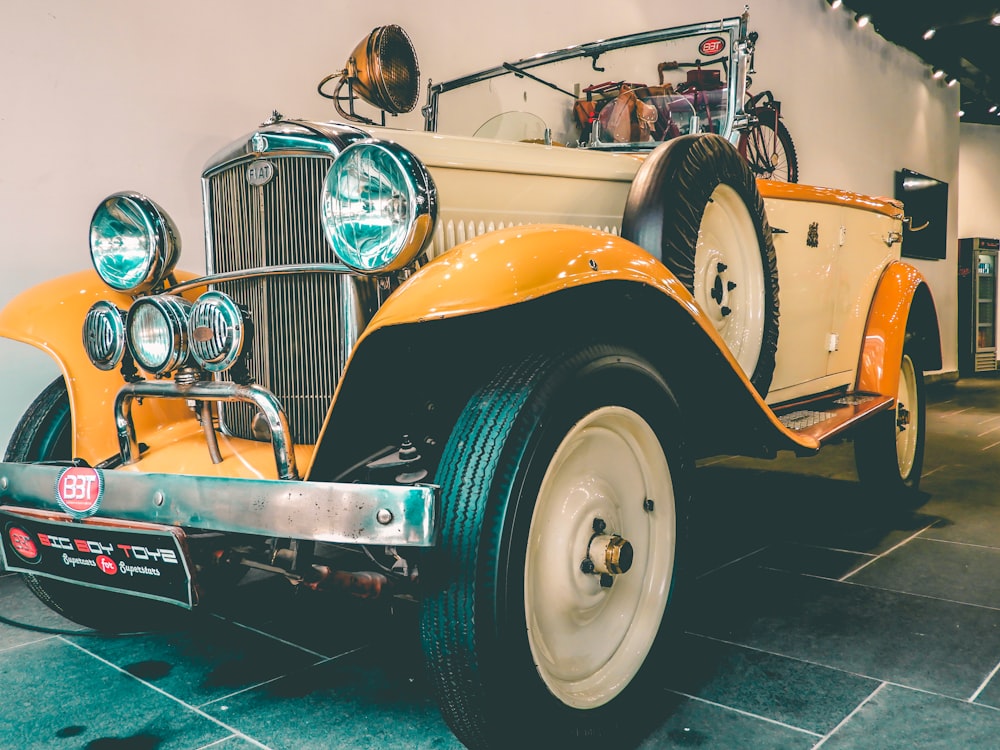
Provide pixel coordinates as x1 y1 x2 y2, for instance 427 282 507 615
597 85 657 143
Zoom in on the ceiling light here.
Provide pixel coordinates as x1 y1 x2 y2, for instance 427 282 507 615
948 77 959 87
992 12 1000 25
856 13 871 28
922 28 936 40
932 69 946 80
828 0 843 7
958 109 965 117
990 105 998 113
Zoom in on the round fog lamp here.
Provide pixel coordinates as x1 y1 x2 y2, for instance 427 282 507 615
82 301 126 371
321 140 437 273
90 192 180 293
126 295 192 375
188 291 247 372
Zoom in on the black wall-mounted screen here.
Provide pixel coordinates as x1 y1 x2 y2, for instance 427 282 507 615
894 168 948 260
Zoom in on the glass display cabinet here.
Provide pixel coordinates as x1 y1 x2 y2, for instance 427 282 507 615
959 237 999 375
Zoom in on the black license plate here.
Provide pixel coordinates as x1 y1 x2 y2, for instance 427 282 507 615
0 507 194 608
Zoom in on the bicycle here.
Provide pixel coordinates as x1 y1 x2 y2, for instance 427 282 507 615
736 31 798 182
645 31 799 183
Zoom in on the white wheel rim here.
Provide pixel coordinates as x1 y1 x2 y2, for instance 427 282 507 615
896 354 919 477
693 183 766 378
524 406 676 709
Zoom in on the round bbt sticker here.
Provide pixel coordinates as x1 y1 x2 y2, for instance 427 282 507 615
7 525 40 563
55 467 104 517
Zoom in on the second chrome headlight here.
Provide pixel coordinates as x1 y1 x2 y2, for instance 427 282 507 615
188 291 247 373
126 295 191 375
321 140 436 273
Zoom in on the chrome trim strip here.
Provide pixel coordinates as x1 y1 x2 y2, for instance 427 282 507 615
0 464 438 547
115 381 299 480
166 263 355 295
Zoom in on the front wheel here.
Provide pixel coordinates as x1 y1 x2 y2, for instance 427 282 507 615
5 378 184 632
853 341 926 500
420 346 690 749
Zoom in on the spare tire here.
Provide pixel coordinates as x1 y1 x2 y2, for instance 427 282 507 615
622 133 779 397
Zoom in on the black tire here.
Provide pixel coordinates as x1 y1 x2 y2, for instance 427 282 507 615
853 339 926 501
5 378 184 632
622 133 780 396
739 115 799 183
420 345 691 749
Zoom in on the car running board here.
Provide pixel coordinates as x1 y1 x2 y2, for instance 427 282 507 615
771 391 895 450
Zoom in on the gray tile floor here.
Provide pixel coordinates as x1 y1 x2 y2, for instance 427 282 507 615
3 376 1000 749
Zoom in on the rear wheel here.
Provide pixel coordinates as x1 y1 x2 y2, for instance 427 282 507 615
739 115 798 183
5 378 183 632
420 346 690 749
854 340 926 500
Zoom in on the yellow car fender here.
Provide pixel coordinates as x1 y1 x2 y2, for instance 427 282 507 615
312 223 822 478
367 224 701 333
0 269 195 463
856 260 942 396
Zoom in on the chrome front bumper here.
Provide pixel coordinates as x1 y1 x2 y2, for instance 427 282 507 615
0 462 438 547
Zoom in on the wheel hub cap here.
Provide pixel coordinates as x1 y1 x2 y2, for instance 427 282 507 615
586 533 634 576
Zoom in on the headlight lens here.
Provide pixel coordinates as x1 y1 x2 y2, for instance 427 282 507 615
90 192 180 293
82 301 126 371
126 295 191 375
188 291 247 372
321 140 436 273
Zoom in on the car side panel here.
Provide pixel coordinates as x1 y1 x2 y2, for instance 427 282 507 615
761 191 901 405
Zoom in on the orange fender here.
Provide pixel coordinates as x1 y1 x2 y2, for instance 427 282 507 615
856 261 940 396
0 270 195 463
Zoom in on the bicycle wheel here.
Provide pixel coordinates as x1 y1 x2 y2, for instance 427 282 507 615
739 114 798 183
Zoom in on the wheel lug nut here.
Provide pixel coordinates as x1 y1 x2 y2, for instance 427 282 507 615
592 517 606 534
717 262 728 273
580 558 595 574
600 573 614 588
721 306 732 317
727 281 737 291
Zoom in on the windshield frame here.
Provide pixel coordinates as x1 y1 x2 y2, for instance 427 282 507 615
421 11 752 148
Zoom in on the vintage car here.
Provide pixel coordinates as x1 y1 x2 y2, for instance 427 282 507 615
0 11 939 750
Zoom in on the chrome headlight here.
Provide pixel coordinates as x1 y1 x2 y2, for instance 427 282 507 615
82 301 126 371
90 192 181 293
126 295 191 375
188 291 248 372
321 140 437 273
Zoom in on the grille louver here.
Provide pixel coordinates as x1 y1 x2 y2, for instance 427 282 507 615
205 154 339 444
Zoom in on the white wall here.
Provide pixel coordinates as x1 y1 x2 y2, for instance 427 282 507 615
0 0 966 450
958 124 1000 240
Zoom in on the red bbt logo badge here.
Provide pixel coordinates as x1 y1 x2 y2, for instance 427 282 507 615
55 467 104 517
8 526 40 563
699 37 725 56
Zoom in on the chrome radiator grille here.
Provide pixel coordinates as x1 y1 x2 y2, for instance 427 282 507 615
205 153 340 444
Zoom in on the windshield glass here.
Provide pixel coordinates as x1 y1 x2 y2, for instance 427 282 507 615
425 15 749 150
